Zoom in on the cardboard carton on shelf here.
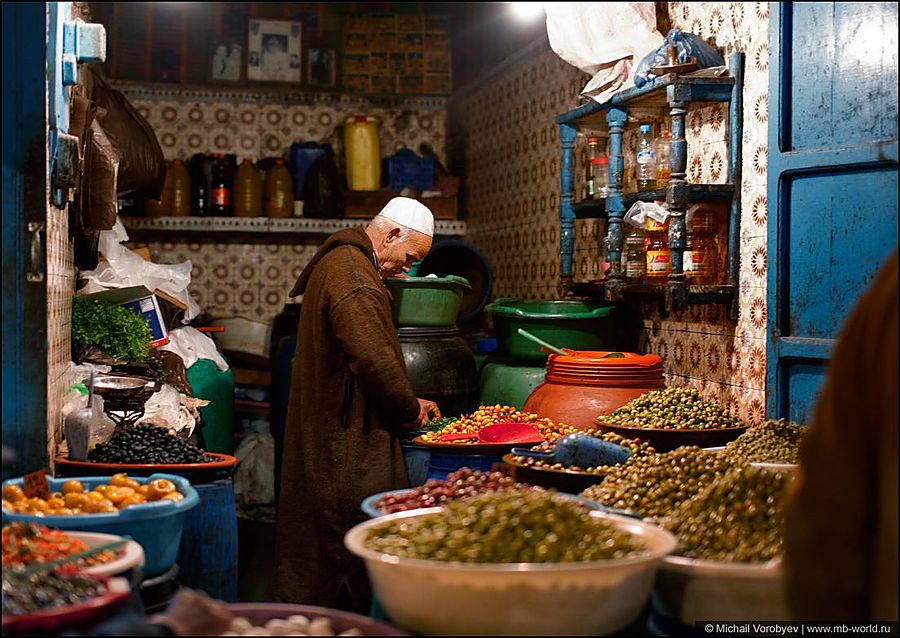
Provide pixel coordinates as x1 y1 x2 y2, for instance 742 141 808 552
343 190 457 220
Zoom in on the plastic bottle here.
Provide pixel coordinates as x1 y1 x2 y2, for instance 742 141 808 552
234 158 263 217
344 115 381 191
210 154 233 216
169 159 192 217
636 124 658 192
144 163 173 218
655 130 672 188
685 205 722 285
265 158 293 219
644 217 671 282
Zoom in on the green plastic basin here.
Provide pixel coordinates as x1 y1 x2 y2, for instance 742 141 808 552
383 275 471 327
484 298 621 362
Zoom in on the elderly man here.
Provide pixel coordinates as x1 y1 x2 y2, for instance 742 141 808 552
275 197 441 613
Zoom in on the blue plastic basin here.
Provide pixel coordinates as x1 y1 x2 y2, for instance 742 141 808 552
2 473 198 577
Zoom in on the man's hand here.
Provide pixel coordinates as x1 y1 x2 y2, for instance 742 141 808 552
150 589 233 636
416 398 441 428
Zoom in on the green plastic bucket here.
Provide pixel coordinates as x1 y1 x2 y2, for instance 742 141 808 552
484 298 621 362
383 275 471 327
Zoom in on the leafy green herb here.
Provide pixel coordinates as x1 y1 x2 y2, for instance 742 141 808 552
424 416 460 432
602 352 626 358
72 297 153 363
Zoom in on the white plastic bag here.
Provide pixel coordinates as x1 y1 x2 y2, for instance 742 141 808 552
160 327 229 372
624 200 669 228
545 3 662 104
61 389 117 451
78 218 201 322
136 384 206 437
233 433 276 509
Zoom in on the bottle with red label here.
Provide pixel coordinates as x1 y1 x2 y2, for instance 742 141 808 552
644 216 671 283
209 154 233 216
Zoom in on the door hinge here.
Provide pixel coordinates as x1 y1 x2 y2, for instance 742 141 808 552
26 221 45 283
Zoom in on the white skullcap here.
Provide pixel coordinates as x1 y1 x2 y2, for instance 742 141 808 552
378 197 434 237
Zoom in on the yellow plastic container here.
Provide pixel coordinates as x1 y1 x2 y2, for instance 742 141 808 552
265 159 293 219
344 115 381 191
234 158 263 217
169 159 192 217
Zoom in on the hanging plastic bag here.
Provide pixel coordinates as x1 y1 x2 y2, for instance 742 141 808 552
545 3 662 104
633 29 726 88
78 218 201 322
136 384 207 438
61 390 117 455
233 433 276 509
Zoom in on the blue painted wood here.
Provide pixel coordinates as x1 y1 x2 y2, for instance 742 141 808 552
766 2 899 423
726 53 744 296
605 107 628 298
558 123 577 280
2 2 51 480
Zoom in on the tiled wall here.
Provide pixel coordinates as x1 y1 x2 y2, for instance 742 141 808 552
119 83 449 323
451 2 770 425
47 197 75 455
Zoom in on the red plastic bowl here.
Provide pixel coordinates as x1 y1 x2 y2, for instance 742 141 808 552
1 574 131 635
53 453 238 482
226 603 410 636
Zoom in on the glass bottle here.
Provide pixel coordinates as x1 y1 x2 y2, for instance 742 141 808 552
622 224 646 282
655 130 672 188
644 217 671 283
636 124 658 192
190 154 209 217
209 154 233 216
584 136 601 199
593 156 609 199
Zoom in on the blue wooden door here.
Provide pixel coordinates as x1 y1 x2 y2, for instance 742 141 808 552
767 2 899 424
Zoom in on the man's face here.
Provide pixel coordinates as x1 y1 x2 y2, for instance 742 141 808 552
376 228 432 277
267 38 283 54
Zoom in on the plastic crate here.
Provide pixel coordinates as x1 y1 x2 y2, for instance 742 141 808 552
384 148 435 191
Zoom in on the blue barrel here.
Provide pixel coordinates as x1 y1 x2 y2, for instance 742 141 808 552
426 451 505 481
400 441 430 486
176 479 238 602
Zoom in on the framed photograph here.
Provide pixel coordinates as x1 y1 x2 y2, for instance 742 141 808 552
308 48 336 88
210 41 243 82
248 19 302 83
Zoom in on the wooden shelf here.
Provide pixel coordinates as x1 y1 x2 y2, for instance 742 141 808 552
120 216 467 244
573 185 736 219
567 280 737 317
234 399 271 416
556 74 735 130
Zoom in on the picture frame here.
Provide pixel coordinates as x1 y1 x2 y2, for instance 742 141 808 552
307 48 337 88
248 18 302 84
210 41 243 82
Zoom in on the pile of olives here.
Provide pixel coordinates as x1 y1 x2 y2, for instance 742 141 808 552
581 446 739 520
723 418 806 464
419 405 579 443
364 489 645 563
375 468 539 514
662 465 790 562
511 429 654 475
88 423 213 465
596 387 745 430
2 569 105 616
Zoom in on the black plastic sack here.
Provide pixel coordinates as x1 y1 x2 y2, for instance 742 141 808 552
81 65 166 199
302 152 345 219
633 29 725 88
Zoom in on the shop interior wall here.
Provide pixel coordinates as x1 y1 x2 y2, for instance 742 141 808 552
88 2 451 324
451 2 771 426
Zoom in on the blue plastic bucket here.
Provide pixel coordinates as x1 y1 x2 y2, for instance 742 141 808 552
400 441 430 487
175 479 238 601
1 474 198 577
426 451 505 481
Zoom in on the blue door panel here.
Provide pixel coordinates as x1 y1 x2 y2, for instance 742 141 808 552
789 3 898 151
767 2 899 423
786 167 899 339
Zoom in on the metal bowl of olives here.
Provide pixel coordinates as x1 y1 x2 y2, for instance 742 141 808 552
653 556 790 623
345 502 677 636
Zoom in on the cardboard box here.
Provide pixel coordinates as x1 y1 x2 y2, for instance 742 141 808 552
82 285 169 347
